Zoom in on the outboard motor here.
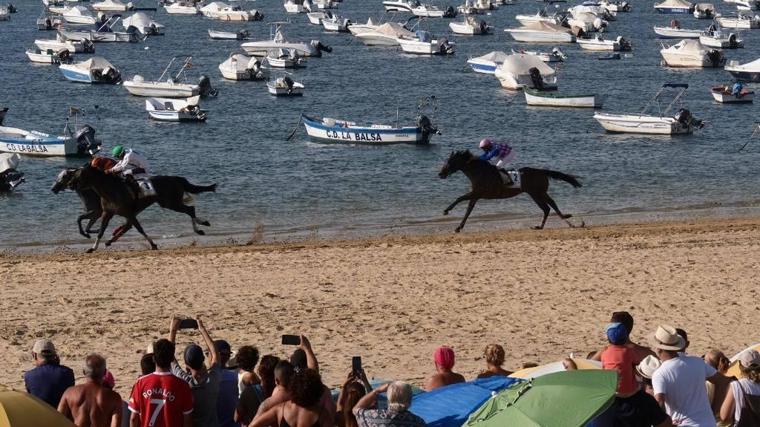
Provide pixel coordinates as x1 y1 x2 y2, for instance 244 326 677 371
83 39 95 53
252 10 264 20
74 124 101 156
729 33 738 48
707 49 724 67
283 76 295 94
417 114 439 143
528 67 545 90
0 107 7 126
443 5 457 17
674 108 703 129
310 40 332 57
438 38 455 55
198 75 218 97
479 20 488 33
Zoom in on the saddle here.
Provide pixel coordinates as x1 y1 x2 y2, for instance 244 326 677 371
498 169 521 189
122 175 156 199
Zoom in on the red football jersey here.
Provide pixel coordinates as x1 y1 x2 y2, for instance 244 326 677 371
128 372 194 427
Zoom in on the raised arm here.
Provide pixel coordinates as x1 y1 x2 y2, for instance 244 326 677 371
169 316 180 345
197 317 219 368
300 335 319 373
354 383 389 411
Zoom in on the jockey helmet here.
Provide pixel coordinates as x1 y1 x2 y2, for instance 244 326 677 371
479 138 493 149
111 145 125 158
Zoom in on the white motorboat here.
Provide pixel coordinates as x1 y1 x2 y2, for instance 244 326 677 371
725 58 760 82
660 39 724 68
265 48 305 68
123 57 210 97
599 0 631 12
398 31 456 54
699 30 743 48
301 114 437 144
692 2 715 18
307 11 328 25
284 0 305 13
654 21 702 38
145 96 206 122
494 53 557 90
515 10 566 26
654 0 694 13
164 1 200 15
60 56 121 83
577 35 631 51
458 0 495 14
449 15 490 35
593 83 701 134
411 3 455 17
92 0 132 12
710 85 754 103
208 29 249 40
218 53 266 80
37 15 65 30
505 22 576 43
348 17 379 35
241 22 332 57
355 22 415 45
60 17 139 43
524 88 602 108
35 35 94 53
716 13 760 28
321 14 350 32
62 6 97 25
122 12 165 35
26 48 72 64
0 6 9 21
200 2 263 21
510 47 566 62
467 50 509 74
383 0 421 12
729 0 760 10
267 73 304 96
313 0 337 9
0 108 101 157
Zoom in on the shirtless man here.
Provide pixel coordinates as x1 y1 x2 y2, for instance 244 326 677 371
58 354 123 427
424 346 465 391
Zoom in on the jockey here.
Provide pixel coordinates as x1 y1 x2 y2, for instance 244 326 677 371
107 145 149 178
90 156 117 172
479 138 515 170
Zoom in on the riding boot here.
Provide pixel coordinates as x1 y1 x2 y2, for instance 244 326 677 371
125 175 140 200
498 168 513 186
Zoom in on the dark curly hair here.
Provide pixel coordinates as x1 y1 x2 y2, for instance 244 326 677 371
257 355 280 398
290 368 324 408
236 345 260 372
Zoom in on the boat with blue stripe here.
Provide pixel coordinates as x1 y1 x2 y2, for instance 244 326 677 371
59 57 121 84
301 113 438 145
0 108 102 157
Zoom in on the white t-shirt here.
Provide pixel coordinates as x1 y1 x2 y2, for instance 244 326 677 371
730 378 760 423
652 355 717 427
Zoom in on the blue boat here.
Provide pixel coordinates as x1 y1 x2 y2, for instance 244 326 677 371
59 57 121 84
301 113 438 145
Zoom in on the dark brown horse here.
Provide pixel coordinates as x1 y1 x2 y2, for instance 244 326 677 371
56 166 216 252
438 150 582 232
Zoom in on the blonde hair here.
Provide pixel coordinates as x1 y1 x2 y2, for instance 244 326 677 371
484 344 505 367
387 381 412 411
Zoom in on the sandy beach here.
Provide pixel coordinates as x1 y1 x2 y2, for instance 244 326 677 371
1 217 759 397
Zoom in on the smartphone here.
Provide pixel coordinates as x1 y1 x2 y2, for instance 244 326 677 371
352 356 362 373
178 319 198 330
282 335 301 345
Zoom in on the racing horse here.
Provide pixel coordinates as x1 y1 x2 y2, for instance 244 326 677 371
52 166 216 252
438 150 583 232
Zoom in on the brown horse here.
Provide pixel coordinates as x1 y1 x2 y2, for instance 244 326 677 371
438 150 583 232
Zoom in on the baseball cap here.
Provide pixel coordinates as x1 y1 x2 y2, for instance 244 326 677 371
739 349 760 369
184 344 205 370
606 322 629 345
32 339 56 356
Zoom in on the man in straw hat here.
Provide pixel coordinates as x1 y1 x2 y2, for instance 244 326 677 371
24 339 75 408
651 324 721 427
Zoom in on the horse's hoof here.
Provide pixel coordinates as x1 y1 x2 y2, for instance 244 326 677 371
86 248 95 254
580 221 586 228
150 244 158 250
105 241 112 247
532 225 544 230
443 210 449 216
200 221 210 227
196 230 206 236
454 227 462 233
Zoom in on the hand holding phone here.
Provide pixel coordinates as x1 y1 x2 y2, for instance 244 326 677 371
282 334 301 345
352 356 362 374
178 318 199 330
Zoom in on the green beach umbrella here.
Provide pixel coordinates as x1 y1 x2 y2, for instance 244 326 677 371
463 370 617 427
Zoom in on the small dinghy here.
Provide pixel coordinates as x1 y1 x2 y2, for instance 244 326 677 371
164 1 200 15
711 84 754 103
122 12 164 36
218 53 266 80
321 13 350 32
208 29 249 40
398 31 456 55
654 20 702 38
145 96 207 122
267 73 304 96
449 15 491 34
654 0 693 13
59 56 121 84
265 48 305 68
35 35 94 53
524 87 602 108
577 35 632 51
200 1 263 21
124 57 216 98
26 47 72 64
300 113 438 144
699 28 743 48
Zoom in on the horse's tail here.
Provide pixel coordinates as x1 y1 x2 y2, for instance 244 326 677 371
180 179 217 194
529 168 582 188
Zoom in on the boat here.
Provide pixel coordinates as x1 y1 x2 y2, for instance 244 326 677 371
59 57 121 84
241 22 332 57
284 0 306 13
61 6 98 25
37 15 65 30
35 35 95 53
692 2 715 18
398 31 456 55
467 50 509 74
383 0 421 12
449 15 490 35
355 22 415 46
313 0 337 9
593 83 701 134
122 12 164 35
348 17 380 35
92 0 132 12
504 22 576 43
716 13 760 28
599 0 631 12
218 53 266 80
164 1 200 15
654 20 703 38
267 73 304 96
321 13 350 32
515 10 566 26
59 18 140 43
0 108 102 157
710 85 754 103
300 113 438 144
494 53 557 90
699 29 743 48
598 53 621 59
145 96 206 122
265 48 305 68
510 47 566 62
458 0 495 14
524 87 602 108
0 6 9 21
729 0 760 10
123 57 214 98
654 0 693 13
725 58 760 82
577 35 631 51
411 3 456 17
200 2 263 21
307 11 328 25
660 39 724 68
0 153 24 191
26 48 72 64
208 29 249 40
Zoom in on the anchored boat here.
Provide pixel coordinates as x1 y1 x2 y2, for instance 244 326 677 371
0 107 102 157
524 88 602 108
300 113 438 144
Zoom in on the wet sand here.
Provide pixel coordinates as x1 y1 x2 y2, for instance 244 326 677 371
1 217 759 397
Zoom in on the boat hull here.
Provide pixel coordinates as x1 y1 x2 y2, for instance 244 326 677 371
505 29 575 43
0 128 80 157
241 42 318 57
301 116 428 144
124 82 199 97
467 59 498 74
356 33 400 46
654 6 692 13
524 89 601 108
660 51 721 68
653 27 701 38
726 70 760 82
593 113 691 134
577 40 620 51
59 65 93 83
711 90 754 103
147 111 206 122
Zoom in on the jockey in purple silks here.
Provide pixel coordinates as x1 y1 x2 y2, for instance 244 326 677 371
479 138 516 185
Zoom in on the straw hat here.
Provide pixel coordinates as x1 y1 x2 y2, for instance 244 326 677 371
636 355 661 379
649 325 686 351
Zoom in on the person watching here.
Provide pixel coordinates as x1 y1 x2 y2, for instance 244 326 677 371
58 354 123 427
424 346 465 390
24 339 75 408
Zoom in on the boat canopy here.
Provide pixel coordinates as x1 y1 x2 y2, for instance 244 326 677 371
66 5 92 16
77 56 117 71
0 153 21 174
375 22 415 38
223 53 259 71
498 53 556 76
656 0 693 8
124 12 158 28
664 39 708 53
472 50 510 63
694 3 714 10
